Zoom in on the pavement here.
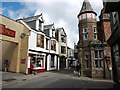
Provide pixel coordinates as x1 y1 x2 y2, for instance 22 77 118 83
1 71 51 86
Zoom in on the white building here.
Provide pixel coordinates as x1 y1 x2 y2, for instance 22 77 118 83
18 14 59 74
44 23 59 71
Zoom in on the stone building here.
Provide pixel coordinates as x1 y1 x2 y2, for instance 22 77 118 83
103 1 120 83
98 9 112 78
77 0 112 78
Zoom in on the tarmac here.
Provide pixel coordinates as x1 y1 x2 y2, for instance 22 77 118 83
1 68 120 89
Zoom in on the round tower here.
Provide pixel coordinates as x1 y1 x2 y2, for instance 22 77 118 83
78 0 98 46
77 0 105 78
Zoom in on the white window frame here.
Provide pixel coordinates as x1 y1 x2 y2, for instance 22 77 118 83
83 27 88 33
94 50 103 68
83 34 88 40
93 27 97 33
93 34 97 40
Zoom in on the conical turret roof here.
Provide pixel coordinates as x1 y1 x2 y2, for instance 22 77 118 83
78 0 97 17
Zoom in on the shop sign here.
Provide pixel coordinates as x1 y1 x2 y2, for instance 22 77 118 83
0 24 16 38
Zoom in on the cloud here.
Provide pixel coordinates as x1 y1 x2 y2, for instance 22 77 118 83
2 0 103 49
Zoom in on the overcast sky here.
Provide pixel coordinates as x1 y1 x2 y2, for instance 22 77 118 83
1 0 103 49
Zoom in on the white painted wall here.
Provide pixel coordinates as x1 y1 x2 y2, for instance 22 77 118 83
47 55 50 71
36 20 39 30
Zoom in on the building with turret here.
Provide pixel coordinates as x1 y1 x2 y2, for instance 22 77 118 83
77 0 112 78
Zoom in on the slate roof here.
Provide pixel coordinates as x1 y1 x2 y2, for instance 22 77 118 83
22 14 44 23
78 0 97 17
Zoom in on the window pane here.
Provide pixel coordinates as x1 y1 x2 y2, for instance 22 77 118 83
94 50 98 58
95 60 98 68
37 34 40 47
46 38 49 50
61 36 66 43
51 55 54 67
93 27 97 33
94 34 97 40
99 60 102 68
61 46 66 54
99 51 103 58
40 34 44 48
36 58 42 67
51 40 56 51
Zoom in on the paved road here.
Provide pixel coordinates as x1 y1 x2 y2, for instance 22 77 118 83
2 69 115 89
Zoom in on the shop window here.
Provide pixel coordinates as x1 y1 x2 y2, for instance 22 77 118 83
30 54 44 68
37 34 44 48
61 46 66 54
36 57 42 67
51 55 55 67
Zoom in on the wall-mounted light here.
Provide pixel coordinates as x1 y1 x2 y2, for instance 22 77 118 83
20 33 30 38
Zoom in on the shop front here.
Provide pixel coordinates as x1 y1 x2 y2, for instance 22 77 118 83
27 51 46 74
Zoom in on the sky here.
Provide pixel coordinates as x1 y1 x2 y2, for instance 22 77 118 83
1 0 103 49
